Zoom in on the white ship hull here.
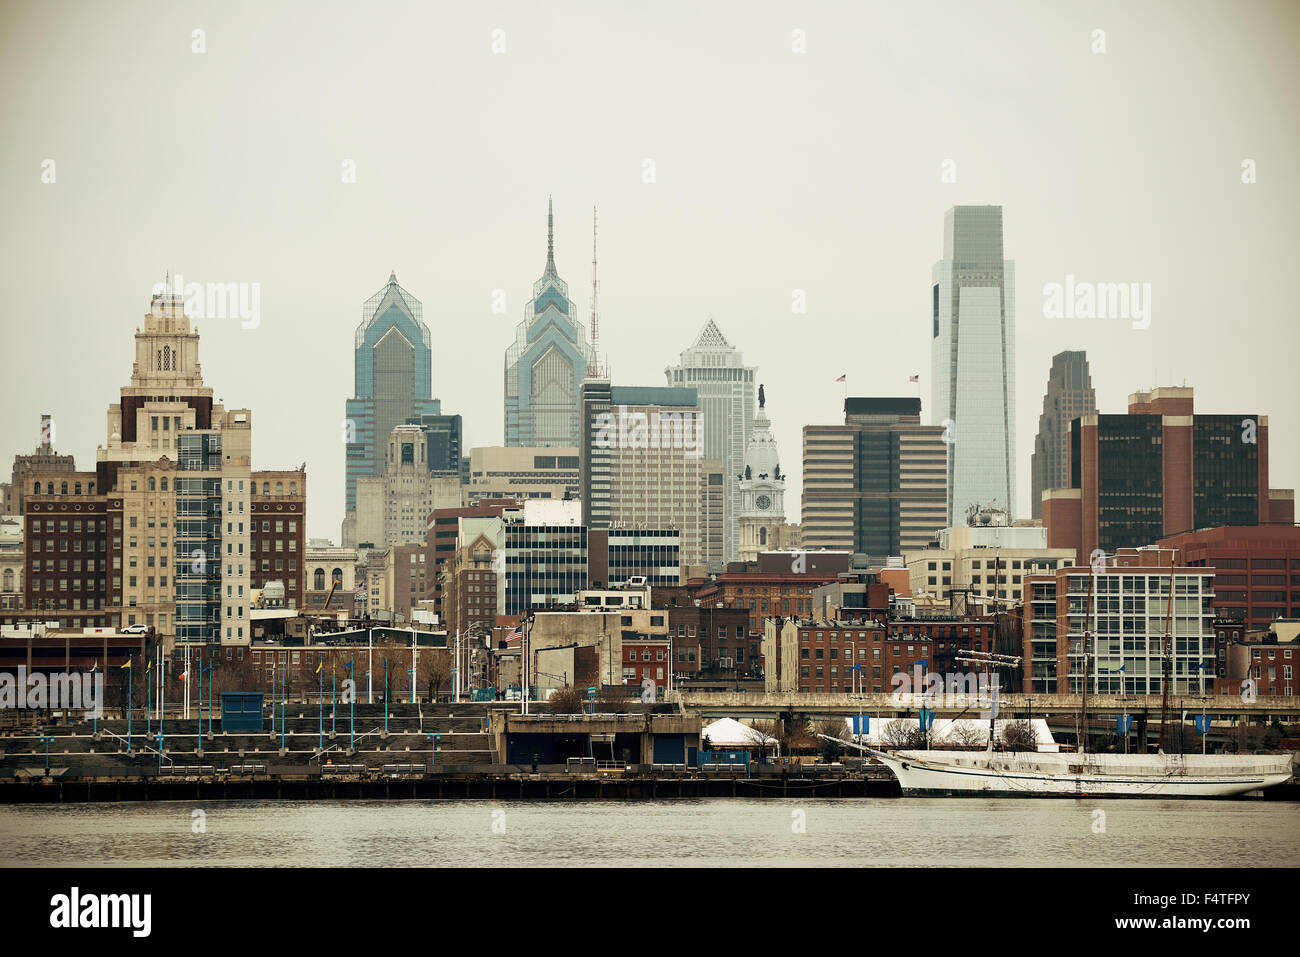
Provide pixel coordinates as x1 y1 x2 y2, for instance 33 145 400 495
870 750 1294 798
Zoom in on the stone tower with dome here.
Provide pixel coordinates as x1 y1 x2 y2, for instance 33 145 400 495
737 384 786 562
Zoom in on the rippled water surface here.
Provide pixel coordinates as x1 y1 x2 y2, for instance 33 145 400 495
1 798 1296 867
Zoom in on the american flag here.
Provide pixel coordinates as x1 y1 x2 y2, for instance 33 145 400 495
835 374 846 383
505 628 523 644
909 374 919 382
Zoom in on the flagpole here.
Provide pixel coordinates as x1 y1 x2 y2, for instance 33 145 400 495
146 656 152 739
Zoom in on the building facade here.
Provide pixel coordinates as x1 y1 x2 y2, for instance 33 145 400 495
1030 350 1096 519
466 446 580 505
350 424 461 549
1158 525 1300 631
905 520 1075 606
582 384 721 569
504 199 597 448
2 414 77 516
665 318 756 561
343 273 442 536
931 205 1016 524
250 470 307 608
1020 548 1215 696
1044 387 1294 564
801 398 947 559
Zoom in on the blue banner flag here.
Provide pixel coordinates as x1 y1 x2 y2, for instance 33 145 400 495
1117 714 1133 734
1194 714 1212 734
851 715 869 735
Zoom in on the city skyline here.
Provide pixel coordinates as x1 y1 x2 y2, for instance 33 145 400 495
2 1 1297 542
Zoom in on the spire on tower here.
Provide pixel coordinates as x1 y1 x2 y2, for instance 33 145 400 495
545 196 556 276
587 204 603 378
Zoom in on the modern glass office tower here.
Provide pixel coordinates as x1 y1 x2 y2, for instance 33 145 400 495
665 318 756 561
504 199 597 448
343 273 441 521
930 206 1016 525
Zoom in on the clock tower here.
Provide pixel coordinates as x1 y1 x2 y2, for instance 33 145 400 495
737 384 786 562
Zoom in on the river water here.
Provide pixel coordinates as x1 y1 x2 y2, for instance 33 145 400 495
2 798 1297 867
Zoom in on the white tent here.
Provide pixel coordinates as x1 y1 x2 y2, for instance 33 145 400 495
701 717 778 749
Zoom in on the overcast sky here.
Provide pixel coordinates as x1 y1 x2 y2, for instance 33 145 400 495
2 0 1296 541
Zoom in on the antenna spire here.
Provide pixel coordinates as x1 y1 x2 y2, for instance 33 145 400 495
588 204 603 377
545 195 556 276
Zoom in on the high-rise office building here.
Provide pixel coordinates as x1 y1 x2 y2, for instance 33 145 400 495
343 273 442 534
801 398 948 559
88 285 306 643
504 199 597 448
1030 351 1096 519
665 318 756 561
1043 387 1294 564
931 205 1016 524
349 424 461 549
405 413 463 478
580 384 722 568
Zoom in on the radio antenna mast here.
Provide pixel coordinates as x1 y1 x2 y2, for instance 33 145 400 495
588 205 604 378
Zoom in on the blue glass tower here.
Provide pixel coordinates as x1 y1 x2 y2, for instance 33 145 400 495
504 198 596 447
344 273 441 516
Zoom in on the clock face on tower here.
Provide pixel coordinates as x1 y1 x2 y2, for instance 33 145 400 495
755 494 772 511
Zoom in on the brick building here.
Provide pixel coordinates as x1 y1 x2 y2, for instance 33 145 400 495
764 614 997 694
22 486 120 628
250 470 307 608
1158 525 1300 631
1043 387 1293 564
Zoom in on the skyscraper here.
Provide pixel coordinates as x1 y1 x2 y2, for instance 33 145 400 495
1030 350 1096 519
504 199 597 448
665 318 756 561
801 398 948 559
343 273 441 538
579 384 722 569
91 284 306 641
1043 387 1294 564
931 205 1016 524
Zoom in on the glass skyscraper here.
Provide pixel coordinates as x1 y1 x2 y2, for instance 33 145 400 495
504 199 597 448
930 205 1016 525
343 273 441 521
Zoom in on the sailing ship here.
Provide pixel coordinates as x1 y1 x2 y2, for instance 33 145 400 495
829 559 1295 798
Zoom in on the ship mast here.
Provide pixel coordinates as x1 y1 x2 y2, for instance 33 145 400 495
1079 572 1094 755
1157 556 1176 753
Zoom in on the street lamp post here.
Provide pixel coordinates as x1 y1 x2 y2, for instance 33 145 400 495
123 656 133 753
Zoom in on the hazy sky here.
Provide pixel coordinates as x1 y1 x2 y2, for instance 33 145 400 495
2 0 1297 541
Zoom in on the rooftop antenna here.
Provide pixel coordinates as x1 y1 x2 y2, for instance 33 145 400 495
588 204 604 378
